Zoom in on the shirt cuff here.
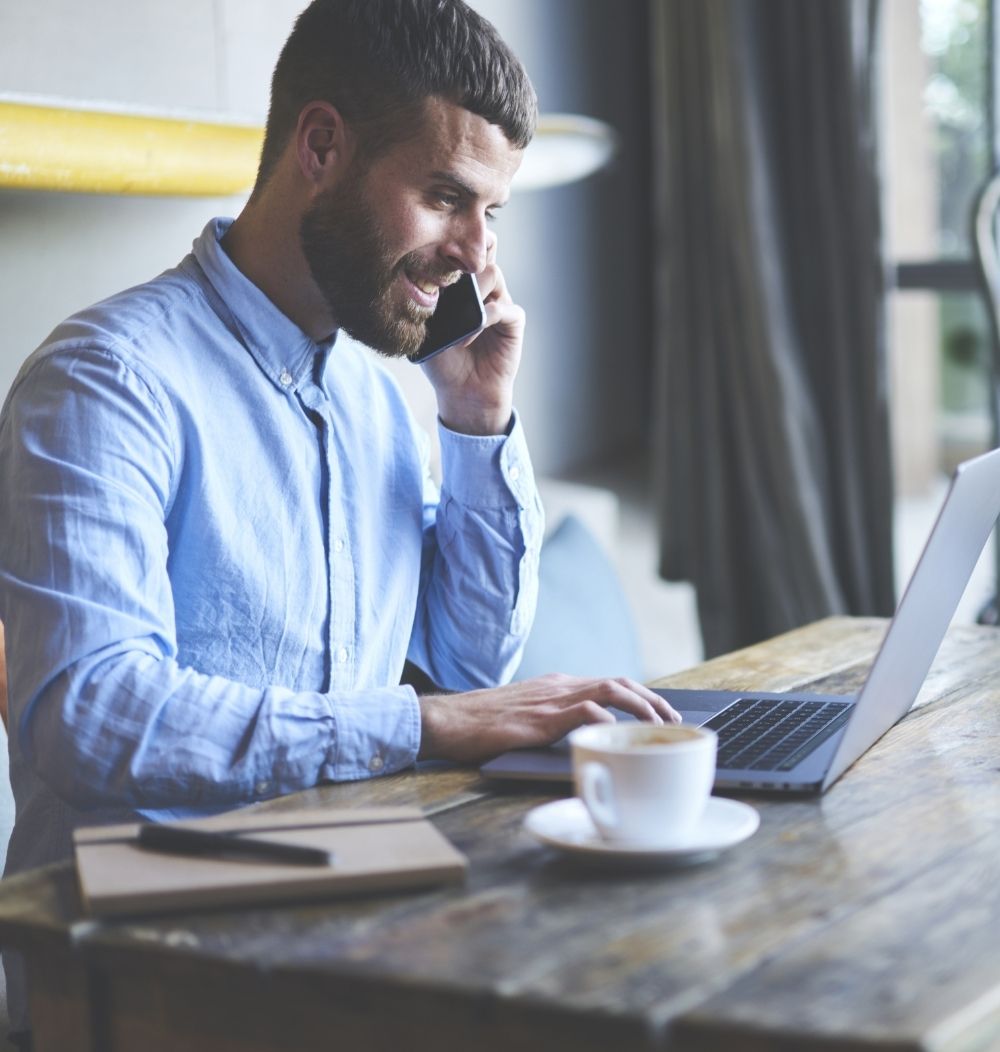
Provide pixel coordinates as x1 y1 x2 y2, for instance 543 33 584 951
437 408 536 509
323 685 422 780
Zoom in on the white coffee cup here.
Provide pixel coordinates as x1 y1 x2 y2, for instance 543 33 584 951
569 722 717 847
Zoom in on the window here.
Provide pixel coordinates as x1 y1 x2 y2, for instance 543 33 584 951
884 0 997 618
885 0 993 488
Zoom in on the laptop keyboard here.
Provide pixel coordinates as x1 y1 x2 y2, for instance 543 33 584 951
704 698 853 773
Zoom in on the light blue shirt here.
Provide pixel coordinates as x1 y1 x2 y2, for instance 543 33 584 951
0 217 542 879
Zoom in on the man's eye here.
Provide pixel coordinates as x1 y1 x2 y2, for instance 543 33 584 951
435 193 460 209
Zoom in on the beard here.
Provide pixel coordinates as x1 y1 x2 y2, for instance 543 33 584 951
299 176 432 359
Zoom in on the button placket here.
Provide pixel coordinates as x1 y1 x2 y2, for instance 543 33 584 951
319 399 356 690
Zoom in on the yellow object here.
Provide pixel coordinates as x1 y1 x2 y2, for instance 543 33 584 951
0 99 263 196
0 97 616 196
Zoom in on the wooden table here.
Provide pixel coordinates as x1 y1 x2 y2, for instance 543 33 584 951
3 616 1000 1051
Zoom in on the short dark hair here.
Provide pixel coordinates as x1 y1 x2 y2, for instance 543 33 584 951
255 0 537 188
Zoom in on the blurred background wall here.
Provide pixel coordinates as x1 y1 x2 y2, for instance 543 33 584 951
0 0 653 478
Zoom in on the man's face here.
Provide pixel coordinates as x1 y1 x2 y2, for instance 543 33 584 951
299 98 522 357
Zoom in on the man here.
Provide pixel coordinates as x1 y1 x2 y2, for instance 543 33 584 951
0 0 678 1032
0 0 675 1033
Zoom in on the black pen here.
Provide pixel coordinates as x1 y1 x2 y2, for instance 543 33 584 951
137 823 334 867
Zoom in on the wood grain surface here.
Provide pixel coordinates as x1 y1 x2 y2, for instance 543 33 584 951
2 617 999 1051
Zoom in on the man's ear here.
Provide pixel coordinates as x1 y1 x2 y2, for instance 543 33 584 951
294 101 354 187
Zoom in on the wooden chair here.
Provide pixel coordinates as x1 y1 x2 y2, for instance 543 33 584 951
971 172 1000 623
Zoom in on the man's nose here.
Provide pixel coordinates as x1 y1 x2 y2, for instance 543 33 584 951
443 215 492 275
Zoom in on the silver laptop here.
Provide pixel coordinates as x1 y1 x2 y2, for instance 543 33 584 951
482 447 1000 794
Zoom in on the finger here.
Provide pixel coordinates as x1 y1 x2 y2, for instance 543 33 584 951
587 678 664 725
474 262 498 299
549 699 616 741
619 678 683 724
481 299 524 335
475 262 510 305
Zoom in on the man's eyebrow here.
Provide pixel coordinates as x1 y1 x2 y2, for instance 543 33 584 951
428 170 508 210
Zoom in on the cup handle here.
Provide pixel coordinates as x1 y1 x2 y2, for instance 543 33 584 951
580 761 618 831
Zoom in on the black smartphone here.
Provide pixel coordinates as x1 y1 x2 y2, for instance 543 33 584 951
409 273 486 364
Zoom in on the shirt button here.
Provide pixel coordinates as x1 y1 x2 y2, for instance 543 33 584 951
508 465 521 482
336 647 349 664
334 537 345 553
279 369 293 387
255 780 270 796
369 754 385 773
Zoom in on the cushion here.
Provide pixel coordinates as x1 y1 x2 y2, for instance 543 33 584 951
514 514 645 682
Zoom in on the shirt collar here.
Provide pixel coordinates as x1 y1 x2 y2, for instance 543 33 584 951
191 217 335 391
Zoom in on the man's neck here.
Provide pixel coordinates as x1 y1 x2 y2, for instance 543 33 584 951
221 199 336 342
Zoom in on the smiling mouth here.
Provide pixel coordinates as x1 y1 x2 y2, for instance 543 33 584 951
406 271 461 297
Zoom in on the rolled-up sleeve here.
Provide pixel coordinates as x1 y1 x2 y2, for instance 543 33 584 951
407 411 544 690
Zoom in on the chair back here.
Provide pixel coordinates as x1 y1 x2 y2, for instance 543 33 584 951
973 172 1000 434
970 172 1000 615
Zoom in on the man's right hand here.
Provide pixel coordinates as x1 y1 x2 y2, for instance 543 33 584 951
417 674 681 764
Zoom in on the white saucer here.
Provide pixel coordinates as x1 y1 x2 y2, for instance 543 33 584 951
523 796 760 866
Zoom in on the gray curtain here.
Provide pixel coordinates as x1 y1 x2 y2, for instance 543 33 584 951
650 0 895 658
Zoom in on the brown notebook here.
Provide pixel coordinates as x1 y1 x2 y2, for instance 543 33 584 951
74 806 467 918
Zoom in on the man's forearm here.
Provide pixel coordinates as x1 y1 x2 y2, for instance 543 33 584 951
21 649 421 813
